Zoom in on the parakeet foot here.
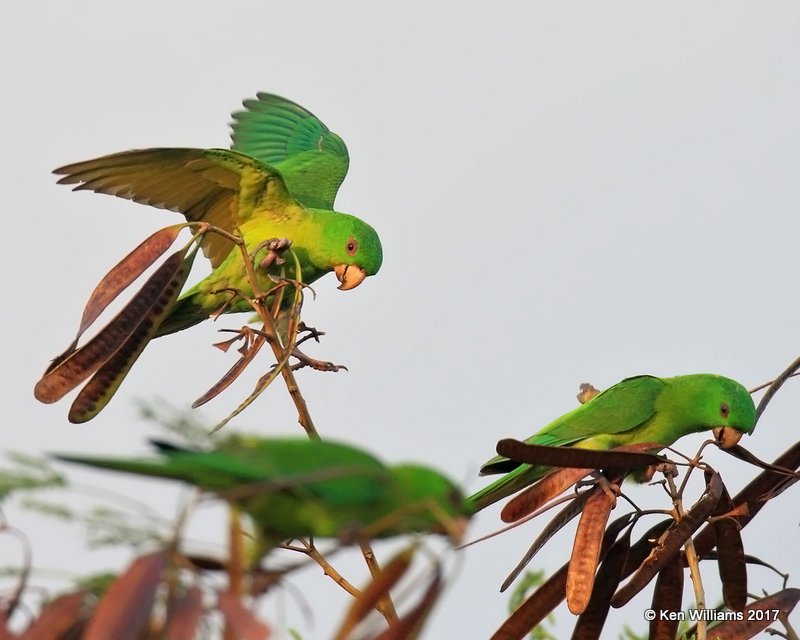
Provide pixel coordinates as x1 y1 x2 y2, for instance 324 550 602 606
636 461 679 483
208 289 242 320
582 472 621 505
251 237 292 270
295 322 326 347
577 382 601 404
288 348 347 373
215 324 342 372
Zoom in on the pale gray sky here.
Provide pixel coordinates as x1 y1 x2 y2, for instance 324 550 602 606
3 2 800 638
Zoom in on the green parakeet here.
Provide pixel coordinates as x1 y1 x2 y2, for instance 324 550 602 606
54 436 473 549
34 94 382 421
469 374 756 512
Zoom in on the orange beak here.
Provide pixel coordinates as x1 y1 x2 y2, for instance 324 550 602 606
713 426 744 448
445 515 470 546
334 264 367 291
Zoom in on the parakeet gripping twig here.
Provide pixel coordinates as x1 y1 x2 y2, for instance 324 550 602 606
469 374 756 512
35 94 382 422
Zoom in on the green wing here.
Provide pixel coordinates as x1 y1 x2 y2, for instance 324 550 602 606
214 437 390 507
469 376 666 511
530 375 664 446
481 375 665 475
230 93 349 209
54 147 294 268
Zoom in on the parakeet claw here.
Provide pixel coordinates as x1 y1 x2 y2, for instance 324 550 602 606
575 471 622 504
252 237 292 269
208 289 240 320
296 322 326 347
288 349 347 373
585 472 621 505
577 383 601 404
639 461 679 482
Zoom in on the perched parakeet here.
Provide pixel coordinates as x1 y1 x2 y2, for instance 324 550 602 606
34 94 382 421
54 437 473 549
469 374 756 511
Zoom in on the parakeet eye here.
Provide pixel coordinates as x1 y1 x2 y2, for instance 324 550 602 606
346 237 358 256
720 402 730 419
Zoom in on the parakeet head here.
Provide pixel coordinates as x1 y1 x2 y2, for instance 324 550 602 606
385 464 473 543
307 210 383 290
674 374 756 448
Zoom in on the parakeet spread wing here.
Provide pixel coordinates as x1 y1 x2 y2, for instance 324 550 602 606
230 93 349 210
54 148 295 267
41 94 383 423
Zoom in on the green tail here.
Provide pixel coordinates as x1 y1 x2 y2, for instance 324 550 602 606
467 464 544 512
52 454 184 482
155 292 209 337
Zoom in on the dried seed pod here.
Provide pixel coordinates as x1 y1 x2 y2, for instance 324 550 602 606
335 547 415 640
684 588 800 639
648 553 684 640
567 483 618 614
711 482 747 611
501 489 591 591
68 249 196 422
570 530 631 639
491 514 633 640
35 247 193 407
495 439 665 472
694 440 800 559
501 466 592 523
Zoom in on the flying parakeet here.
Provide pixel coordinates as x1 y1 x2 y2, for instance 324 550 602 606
34 94 382 422
469 374 756 512
55 436 473 550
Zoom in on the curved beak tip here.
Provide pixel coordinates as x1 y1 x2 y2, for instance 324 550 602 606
334 264 367 291
713 426 744 449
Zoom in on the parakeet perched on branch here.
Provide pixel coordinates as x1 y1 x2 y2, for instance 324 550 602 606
469 374 756 511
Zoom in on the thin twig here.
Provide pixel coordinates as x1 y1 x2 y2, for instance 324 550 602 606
458 491 580 549
753 355 800 425
223 506 246 640
779 613 800 640
220 231 401 624
360 541 399 623
160 490 201 638
666 474 706 640
234 235 398 621
299 539 397 623
674 439 715 497
0 525 33 619
234 240 319 438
